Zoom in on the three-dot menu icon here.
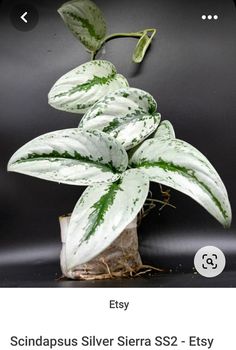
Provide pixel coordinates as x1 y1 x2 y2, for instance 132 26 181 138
202 14 219 20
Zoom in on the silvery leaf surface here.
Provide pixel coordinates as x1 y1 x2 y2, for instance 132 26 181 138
130 136 231 228
48 60 128 114
80 87 161 150
8 129 128 186
153 120 176 140
65 169 149 268
58 0 106 52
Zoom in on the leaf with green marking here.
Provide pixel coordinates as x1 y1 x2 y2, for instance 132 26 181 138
65 169 149 267
153 120 176 140
48 60 129 114
80 87 161 150
58 0 106 52
8 129 128 186
130 137 232 227
132 29 156 63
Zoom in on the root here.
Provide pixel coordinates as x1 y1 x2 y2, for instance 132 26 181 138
138 264 164 272
159 184 171 211
137 188 176 226
70 259 164 281
100 257 113 279
55 275 67 281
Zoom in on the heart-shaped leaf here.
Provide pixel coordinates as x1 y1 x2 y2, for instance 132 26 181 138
8 129 128 186
80 87 161 149
65 169 149 268
58 0 106 52
48 60 129 114
130 137 231 227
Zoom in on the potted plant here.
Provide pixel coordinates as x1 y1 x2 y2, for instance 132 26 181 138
8 0 232 280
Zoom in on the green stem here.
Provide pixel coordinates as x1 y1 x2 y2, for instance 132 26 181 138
101 31 144 44
91 28 157 60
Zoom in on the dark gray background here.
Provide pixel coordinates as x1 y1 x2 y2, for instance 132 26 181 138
0 0 236 287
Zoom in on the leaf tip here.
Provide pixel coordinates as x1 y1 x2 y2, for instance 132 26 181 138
223 212 232 229
57 5 63 18
7 163 12 172
7 156 14 172
214 197 232 229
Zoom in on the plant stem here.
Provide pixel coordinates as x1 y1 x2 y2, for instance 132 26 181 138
101 31 144 44
102 28 156 44
91 28 157 60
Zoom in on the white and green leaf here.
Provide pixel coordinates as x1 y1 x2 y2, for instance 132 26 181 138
48 60 129 114
153 120 175 140
58 0 106 52
130 137 231 227
65 169 149 267
80 87 161 149
8 128 128 186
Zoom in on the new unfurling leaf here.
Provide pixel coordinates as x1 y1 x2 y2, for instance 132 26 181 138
132 29 156 63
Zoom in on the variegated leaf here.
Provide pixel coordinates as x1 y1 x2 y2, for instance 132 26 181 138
80 87 161 150
58 0 106 52
65 169 149 268
48 60 129 114
8 129 128 186
130 137 231 227
153 120 175 140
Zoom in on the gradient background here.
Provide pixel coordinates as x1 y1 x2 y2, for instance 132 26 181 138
0 0 236 287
